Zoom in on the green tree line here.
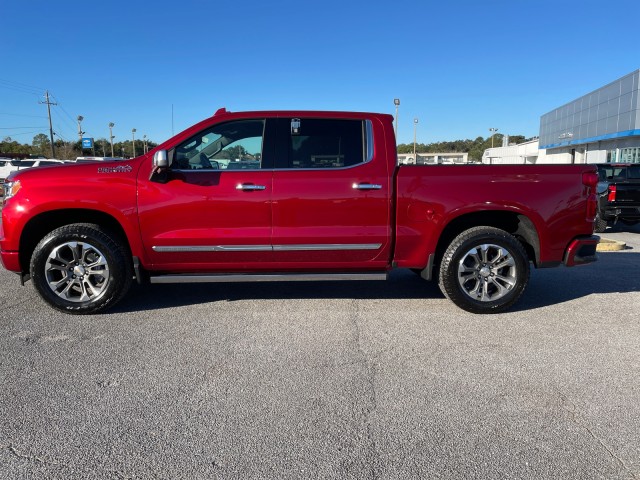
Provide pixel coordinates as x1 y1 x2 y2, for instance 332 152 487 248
0 134 158 160
398 134 527 161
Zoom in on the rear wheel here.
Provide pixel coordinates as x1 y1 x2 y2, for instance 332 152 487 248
438 226 530 314
30 223 132 314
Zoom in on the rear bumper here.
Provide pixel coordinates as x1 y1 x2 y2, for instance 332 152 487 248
603 206 640 221
563 235 599 267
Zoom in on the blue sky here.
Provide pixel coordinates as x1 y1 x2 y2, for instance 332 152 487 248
1 0 639 147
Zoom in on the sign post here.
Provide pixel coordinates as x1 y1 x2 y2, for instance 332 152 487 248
82 137 95 156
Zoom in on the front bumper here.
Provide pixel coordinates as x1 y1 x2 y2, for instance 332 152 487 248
563 235 599 267
0 250 21 272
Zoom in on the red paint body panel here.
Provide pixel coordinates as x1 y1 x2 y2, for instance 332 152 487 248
1 109 597 280
1 160 144 260
271 115 393 268
394 164 597 267
137 169 274 271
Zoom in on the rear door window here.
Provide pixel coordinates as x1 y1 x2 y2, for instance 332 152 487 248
276 118 370 169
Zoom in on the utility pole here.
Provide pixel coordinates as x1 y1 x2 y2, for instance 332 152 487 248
131 128 137 157
40 91 57 158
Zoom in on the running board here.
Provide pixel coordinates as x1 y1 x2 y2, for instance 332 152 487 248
149 272 388 284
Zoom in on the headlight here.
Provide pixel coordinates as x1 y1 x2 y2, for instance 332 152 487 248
2 180 21 203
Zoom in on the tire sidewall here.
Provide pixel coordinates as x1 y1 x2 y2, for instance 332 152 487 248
30 225 128 314
440 228 530 314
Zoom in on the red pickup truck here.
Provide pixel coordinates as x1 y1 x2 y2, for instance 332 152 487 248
1 109 599 314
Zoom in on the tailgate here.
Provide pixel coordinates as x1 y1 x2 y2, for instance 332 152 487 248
614 182 640 204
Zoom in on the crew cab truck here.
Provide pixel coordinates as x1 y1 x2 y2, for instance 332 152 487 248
1 109 599 315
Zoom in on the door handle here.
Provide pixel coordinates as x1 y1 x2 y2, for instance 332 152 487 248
236 184 266 191
353 183 382 190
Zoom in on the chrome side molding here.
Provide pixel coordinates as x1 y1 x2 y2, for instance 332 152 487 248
153 243 382 253
149 272 388 284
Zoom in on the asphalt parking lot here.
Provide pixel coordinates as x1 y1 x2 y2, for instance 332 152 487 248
1 224 639 479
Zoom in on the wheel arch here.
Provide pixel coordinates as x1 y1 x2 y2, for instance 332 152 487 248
432 210 540 274
19 209 133 273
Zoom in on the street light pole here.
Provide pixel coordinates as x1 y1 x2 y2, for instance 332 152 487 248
413 118 418 162
143 134 147 154
108 122 115 157
77 115 85 142
489 127 499 148
131 128 137 157
393 99 400 139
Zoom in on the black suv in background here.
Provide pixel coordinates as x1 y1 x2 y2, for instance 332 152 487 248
595 163 640 232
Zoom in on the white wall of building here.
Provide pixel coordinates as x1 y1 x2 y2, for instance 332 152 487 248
482 140 540 164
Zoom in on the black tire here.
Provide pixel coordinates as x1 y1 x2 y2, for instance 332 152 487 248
30 223 133 314
438 226 530 314
594 213 608 233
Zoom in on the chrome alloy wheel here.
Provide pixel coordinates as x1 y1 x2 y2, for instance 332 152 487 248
44 241 110 303
457 243 517 302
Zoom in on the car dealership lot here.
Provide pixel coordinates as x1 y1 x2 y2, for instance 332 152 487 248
1 227 639 479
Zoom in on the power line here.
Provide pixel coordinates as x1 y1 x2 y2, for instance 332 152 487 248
0 112 48 119
0 78 43 96
52 108 77 139
0 126 48 129
0 78 43 90
49 94 78 125
54 131 73 143
1 130 45 138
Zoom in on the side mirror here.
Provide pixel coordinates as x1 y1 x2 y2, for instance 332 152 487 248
150 150 169 183
153 150 169 168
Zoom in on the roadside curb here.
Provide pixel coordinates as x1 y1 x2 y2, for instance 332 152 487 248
597 238 627 252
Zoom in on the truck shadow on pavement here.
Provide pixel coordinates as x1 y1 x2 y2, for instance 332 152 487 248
112 251 640 314
514 250 640 311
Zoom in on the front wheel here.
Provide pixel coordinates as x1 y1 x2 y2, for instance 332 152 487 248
30 223 133 314
438 226 530 314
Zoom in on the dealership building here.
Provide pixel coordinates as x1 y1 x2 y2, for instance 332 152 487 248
483 69 640 164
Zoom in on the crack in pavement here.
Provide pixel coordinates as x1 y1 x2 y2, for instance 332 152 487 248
4 442 63 468
557 391 639 479
350 299 381 480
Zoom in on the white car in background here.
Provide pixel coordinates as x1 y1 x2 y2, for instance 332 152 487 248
0 158 67 186
0 158 20 183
